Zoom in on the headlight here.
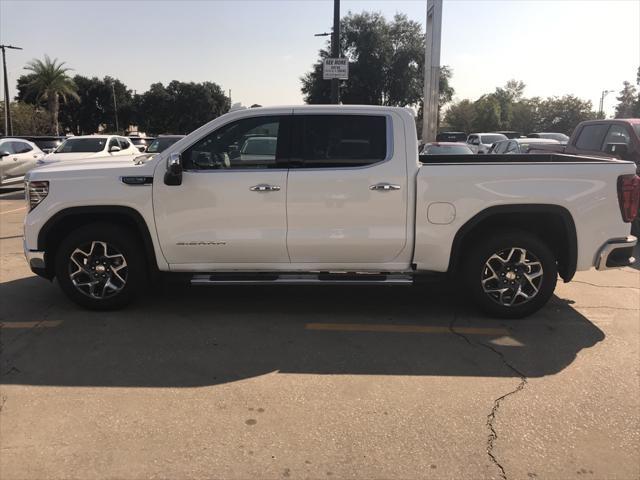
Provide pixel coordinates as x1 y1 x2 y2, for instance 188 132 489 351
25 180 49 211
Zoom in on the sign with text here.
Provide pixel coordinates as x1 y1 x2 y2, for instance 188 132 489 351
323 58 348 80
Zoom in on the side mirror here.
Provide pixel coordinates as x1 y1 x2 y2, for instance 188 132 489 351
0 150 10 158
138 146 146 153
109 145 121 153
164 152 183 185
604 143 629 158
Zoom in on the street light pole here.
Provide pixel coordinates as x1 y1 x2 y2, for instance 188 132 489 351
330 0 340 104
0 44 23 137
599 89 612 118
111 82 119 133
422 0 442 142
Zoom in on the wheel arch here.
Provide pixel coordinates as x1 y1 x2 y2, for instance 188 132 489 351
448 204 577 282
38 206 159 279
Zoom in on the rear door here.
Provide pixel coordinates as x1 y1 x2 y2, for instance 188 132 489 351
286 111 408 265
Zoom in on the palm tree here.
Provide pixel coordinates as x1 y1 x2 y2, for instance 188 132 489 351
24 55 79 135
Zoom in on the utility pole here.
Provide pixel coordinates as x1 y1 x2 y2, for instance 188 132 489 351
111 81 119 133
330 0 340 104
422 0 442 142
599 89 613 118
1 44 23 137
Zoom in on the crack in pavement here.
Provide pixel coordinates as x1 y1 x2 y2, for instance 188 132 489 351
571 280 639 290
449 312 528 480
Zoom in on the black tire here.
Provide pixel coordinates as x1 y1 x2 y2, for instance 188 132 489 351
54 223 145 310
463 229 558 319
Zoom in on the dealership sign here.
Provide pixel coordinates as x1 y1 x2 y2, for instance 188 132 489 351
323 58 348 80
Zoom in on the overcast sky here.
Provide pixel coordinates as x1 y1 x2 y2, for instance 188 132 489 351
1 0 638 115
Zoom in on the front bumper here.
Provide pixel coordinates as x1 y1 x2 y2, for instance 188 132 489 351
24 241 52 279
595 236 637 270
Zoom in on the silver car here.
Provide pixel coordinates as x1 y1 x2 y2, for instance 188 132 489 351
0 138 45 186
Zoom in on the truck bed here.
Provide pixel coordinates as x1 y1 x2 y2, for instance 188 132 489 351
419 153 616 164
413 155 636 274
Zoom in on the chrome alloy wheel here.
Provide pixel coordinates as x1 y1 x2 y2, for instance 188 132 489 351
481 247 544 307
68 241 128 299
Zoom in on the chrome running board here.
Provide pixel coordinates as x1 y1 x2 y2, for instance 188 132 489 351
191 272 413 286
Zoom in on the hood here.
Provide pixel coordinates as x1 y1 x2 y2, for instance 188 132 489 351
28 156 159 180
41 152 139 163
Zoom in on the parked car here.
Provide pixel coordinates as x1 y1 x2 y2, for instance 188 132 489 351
491 138 560 154
145 135 185 154
40 135 139 165
466 133 508 154
435 131 467 143
18 136 66 153
527 132 569 144
420 142 474 155
128 135 156 153
528 119 640 170
0 138 45 186
23 106 639 318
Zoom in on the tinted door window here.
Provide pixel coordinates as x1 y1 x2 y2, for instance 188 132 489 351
294 115 387 168
0 142 16 154
108 138 120 151
602 125 631 149
118 137 132 150
183 116 287 170
505 141 518 153
494 141 507 154
575 124 609 151
11 141 32 154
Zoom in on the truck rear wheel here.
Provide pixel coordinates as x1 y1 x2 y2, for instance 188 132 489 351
464 229 557 318
54 223 145 310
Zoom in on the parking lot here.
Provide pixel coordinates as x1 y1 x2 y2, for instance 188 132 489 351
0 190 638 479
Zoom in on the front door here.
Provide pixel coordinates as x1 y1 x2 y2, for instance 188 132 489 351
153 114 291 267
286 111 408 265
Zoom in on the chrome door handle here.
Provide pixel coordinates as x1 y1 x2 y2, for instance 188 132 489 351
369 183 401 191
250 184 281 192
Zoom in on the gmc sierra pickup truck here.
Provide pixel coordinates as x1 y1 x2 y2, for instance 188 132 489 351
23 106 639 318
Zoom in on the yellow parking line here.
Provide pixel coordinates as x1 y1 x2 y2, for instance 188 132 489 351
306 323 509 335
0 206 26 215
0 320 62 329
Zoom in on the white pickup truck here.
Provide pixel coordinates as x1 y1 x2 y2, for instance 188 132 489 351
23 106 639 318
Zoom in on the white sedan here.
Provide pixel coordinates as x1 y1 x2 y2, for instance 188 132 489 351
39 135 139 165
0 138 45 186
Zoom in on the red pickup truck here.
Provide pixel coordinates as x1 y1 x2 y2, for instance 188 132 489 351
530 119 640 171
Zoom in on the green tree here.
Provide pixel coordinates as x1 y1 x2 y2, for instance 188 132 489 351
134 81 229 135
443 99 475 133
511 97 541 134
473 95 501 132
614 80 638 118
537 95 595 134
0 101 50 135
301 12 425 107
23 55 79 134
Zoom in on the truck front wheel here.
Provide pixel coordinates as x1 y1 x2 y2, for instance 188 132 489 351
464 229 558 318
54 223 145 310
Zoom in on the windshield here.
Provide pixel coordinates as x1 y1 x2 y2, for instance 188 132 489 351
147 137 182 153
54 138 107 153
480 134 507 144
423 144 473 155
